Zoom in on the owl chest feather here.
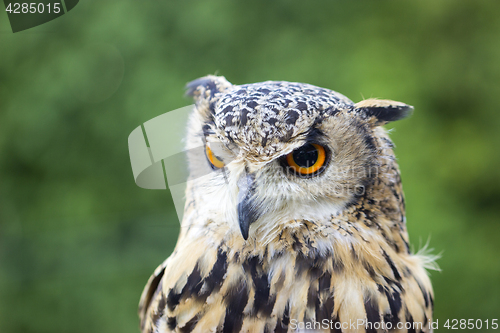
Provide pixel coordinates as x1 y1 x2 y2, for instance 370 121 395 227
140 221 433 333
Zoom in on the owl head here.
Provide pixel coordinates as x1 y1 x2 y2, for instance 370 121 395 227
184 75 412 242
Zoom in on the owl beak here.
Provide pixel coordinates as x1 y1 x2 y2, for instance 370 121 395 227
237 172 259 240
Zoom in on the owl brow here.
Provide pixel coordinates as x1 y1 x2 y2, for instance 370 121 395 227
305 127 327 144
202 123 215 137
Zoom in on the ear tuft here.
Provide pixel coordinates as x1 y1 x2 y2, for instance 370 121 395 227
185 75 232 102
354 98 414 125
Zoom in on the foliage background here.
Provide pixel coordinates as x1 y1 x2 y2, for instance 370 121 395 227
1 1 499 332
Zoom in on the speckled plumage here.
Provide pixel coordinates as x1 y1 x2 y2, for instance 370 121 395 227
138 76 436 333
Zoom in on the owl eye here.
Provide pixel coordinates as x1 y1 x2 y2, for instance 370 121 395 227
285 143 327 176
206 144 225 169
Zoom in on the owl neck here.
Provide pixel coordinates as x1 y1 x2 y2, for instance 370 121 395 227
347 145 410 255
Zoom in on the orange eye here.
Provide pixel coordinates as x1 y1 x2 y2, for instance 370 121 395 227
206 144 225 169
285 143 327 176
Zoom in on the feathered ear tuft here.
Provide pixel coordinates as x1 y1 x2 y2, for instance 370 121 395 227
186 75 232 102
354 98 414 126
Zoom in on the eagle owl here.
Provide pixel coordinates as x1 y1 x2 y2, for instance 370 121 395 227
138 76 435 333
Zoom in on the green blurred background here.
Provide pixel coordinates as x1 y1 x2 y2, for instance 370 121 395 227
1 1 499 332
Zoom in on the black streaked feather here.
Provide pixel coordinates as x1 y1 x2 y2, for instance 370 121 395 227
223 283 249 333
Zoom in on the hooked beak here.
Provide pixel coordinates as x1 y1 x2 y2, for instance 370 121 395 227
237 172 260 240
